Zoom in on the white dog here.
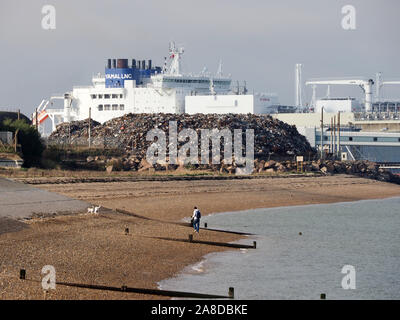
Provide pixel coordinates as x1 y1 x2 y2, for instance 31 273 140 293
87 205 101 215
94 205 101 215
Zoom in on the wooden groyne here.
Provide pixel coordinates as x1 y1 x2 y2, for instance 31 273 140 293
18 269 234 299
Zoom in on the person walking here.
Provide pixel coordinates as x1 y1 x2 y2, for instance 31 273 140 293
192 206 201 233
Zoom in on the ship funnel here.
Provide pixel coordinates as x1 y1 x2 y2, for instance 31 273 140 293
117 59 128 68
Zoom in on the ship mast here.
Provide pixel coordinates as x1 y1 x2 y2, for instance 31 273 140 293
216 59 223 78
167 41 184 75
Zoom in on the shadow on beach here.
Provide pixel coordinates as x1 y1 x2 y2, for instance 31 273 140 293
0 217 27 235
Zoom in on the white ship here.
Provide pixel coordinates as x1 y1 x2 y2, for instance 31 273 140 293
35 42 279 133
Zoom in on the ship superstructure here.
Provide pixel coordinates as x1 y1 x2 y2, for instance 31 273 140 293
38 42 278 133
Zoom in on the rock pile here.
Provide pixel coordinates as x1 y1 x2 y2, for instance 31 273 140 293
254 158 399 183
45 113 400 185
49 119 101 143
48 113 315 162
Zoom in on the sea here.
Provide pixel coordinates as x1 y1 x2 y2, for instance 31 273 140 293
158 197 400 300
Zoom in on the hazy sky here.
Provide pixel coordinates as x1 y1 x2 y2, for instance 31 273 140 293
1 0 399 115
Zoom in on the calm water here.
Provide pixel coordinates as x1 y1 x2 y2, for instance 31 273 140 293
159 197 400 299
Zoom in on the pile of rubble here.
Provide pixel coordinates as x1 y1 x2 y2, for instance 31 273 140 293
255 159 399 183
48 113 314 161
45 113 400 185
48 119 101 144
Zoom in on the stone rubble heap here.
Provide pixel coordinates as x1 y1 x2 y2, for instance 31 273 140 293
48 113 315 165
48 118 101 142
46 114 400 184
256 159 399 184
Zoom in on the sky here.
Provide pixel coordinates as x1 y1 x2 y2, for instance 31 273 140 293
0 0 400 116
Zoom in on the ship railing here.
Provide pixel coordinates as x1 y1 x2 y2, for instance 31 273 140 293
354 111 400 121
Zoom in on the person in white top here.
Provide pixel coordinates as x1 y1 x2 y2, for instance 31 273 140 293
192 206 201 233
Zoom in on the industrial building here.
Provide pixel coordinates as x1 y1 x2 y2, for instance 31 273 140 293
185 93 278 115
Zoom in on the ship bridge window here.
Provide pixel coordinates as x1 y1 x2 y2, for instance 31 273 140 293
104 104 110 110
112 104 118 110
98 94 103 99
112 94 118 99
214 80 230 85
104 94 110 99
349 137 353 141
373 137 378 142
119 104 125 111
98 104 103 111
91 94 97 99
119 94 123 98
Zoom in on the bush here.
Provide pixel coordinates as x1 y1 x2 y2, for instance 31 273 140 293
42 146 63 163
1 118 45 167
0 144 14 153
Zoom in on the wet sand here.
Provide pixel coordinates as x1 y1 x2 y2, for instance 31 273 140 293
1 174 400 299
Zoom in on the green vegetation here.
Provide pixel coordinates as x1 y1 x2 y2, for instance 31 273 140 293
0 144 14 153
44 145 124 159
41 145 124 170
0 118 45 167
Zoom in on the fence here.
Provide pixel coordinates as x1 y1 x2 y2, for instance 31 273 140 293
45 136 137 150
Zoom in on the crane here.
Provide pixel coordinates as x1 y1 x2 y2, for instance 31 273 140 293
32 93 73 134
383 81 400 84
305 78 374 111
375 72 400 101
